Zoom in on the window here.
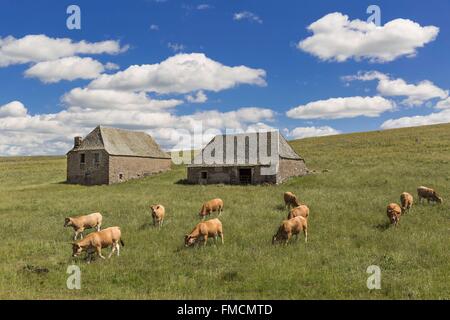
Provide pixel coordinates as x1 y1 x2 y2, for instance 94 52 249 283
119 173 124 180
80 153 85 164
201 171 208 179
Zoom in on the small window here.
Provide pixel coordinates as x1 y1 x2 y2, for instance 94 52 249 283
93 153 100 166
80 153 85 164
201 171 208 179
119 173 124 180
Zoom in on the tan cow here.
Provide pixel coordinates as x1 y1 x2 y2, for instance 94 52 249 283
71 226 124 263
199 198 224 219
287 204 309 220
64 212 102 240
284 192 300 209
272 216 308 245
400 192 413 214
417 186 443 204
150 204 165 228
185 218 223 247
387 203 402 226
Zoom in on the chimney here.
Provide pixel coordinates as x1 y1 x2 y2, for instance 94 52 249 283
74 136 82 148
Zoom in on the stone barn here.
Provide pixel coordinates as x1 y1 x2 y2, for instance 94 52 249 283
187 131 307 185
67 126 171 185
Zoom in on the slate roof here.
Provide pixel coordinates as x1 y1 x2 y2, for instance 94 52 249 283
189 131 303 167
68 126 171 159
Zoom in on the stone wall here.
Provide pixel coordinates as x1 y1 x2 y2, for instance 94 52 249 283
277 158 308 183
108 156 172 184
66 150 109 185
187 165 277 185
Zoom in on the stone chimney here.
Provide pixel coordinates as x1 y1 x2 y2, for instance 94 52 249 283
74 136 83 148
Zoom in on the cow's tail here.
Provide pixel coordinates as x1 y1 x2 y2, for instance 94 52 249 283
120 239 125 247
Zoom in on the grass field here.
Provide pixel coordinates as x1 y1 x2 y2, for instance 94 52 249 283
0 124 449 299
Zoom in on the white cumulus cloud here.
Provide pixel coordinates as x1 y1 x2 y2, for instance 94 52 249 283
286 96 394 119
344 71 448 106
298 12 439 62
286 126 341 139
186 90 207 103
89 53 266 94
381 109 450 129
24 57 106 83
0 34 127 67
62 88 183 111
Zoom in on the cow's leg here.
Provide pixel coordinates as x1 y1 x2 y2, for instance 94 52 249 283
285 233 291 245
203 234 208 246
108 243 116 259
97 223 101 232
96 246 105 259
116 243 120 256
73 232 78 241
304 227 308 243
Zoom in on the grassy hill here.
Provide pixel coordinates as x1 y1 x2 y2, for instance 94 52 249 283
0 124 449 299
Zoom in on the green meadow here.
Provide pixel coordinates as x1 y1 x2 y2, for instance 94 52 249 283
0 124 449 299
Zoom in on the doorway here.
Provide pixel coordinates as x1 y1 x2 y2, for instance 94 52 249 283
239 168 252 184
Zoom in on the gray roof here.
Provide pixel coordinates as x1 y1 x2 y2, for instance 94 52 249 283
68 126 171 159
189 131 303 167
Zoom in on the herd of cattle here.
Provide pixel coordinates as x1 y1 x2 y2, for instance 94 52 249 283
64 185 443 263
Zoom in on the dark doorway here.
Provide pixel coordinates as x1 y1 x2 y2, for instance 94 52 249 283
239 168 252 184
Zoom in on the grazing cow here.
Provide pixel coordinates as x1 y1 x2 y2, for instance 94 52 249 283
64 212 102 240
284 192 300 209
150 204 165 228
272 216 308 245
185 218 223 247
417 186 443 204
199 198 224 219
400 192 413 214
387 203 402 226
287 204 309 220
71 226 124 263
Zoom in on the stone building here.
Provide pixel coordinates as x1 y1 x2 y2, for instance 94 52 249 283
187 131 307 185
66 126 171 185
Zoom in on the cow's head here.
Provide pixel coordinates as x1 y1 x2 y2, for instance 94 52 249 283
150 205 161 214
64 218 73 227
71 243 83 257
184 234 196 247
433 192 443 203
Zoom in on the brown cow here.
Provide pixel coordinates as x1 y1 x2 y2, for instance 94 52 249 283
400 192 413 214
272 216 308 245
417 186 443 204
284 192 300 209
199 198 224 219
71 226 124 263
64 212 102 240
387 203 402 226
287 204 309 220
185 218 223 247
150 204 165 228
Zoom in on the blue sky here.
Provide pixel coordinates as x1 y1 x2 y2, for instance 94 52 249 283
0 0 449 155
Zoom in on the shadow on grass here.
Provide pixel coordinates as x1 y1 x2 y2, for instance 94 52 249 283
138 222 154 230
275 204 286 211
174 179 192 185
374 222 391 232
